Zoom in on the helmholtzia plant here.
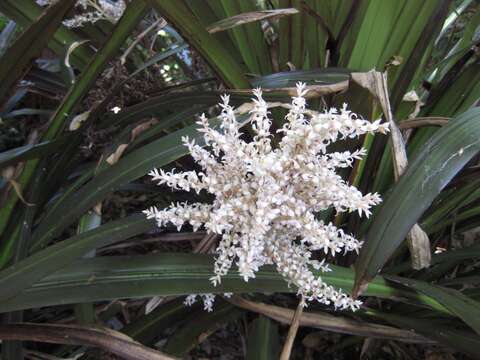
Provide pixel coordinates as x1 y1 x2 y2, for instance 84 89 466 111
144 83 389 311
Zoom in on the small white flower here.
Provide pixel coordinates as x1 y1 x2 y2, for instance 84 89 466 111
146 83 389 311
184 293 221 312
40 0 126 28
184 294 197 307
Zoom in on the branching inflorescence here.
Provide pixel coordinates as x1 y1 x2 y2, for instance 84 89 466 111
144 83 389 311
37 0 125 28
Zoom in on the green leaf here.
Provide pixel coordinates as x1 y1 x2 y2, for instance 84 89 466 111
129 106 208 150
123 298 198 344
386 244 480 275
0 0 76 102
386 275 480 336
216 1 262 74
0 0 94 69
0 137 72 170
149 0 250 88
104 68 350 129
1 108 52 120
365 308 480 359
73 211 102 325
30 121 211 250
251 68 350 88
421 177 480 233
163 301 242 357
0 254 449 314
0 215 154 303
246 316 279 360
354 108 480 295
0 0 149 244
0 20 17 57
1 157 45 360
43 0 149 141
389 0 450 107
101 92 223 129
207 8 298 34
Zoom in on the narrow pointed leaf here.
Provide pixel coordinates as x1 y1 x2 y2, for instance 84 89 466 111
43 0 149 140
149 0 250 88
30 122 214 250
0 0 94 69
164 302 242 357
367 309 480 359
354 108 480 296
0 137 72 170
31 113 251 251
0 21 17 56
246 316 279 360
206 8 299 33
386 275 480 336
0 254 449 314
0 215 154 303
0 0 76 101
123 299 198 344
0 0 149 242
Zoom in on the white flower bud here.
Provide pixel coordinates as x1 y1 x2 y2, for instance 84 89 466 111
145 83 389 311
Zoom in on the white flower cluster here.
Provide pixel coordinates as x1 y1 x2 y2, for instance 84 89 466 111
144 83 389 311
37 0 125 28
184 293 232 312
184 293 216 312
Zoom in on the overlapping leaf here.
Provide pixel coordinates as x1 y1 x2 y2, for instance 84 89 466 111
354 108 480 295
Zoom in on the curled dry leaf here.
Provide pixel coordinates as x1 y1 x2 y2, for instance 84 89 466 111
352 70 431 272
229 81 349 98
207 8 299 34
106 119 158 166
106 144 129 166
65 40 89 83
69 111 90 131
2 166 34 206
402 89 424 119
0 130 40 206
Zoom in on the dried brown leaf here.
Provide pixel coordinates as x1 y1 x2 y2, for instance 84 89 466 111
207 9 299 34
352 70 431 270
228 297 434 343
0 323 177 360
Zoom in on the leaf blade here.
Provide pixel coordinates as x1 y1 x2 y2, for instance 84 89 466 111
0 254 448 314
0 0 76 101
386 275 480 336
0 215 154 303
354 108 480 295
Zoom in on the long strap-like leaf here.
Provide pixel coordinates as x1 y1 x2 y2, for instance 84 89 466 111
354 108 480 296
0 0 76 102
0 0 149 263
0 253 448 314
149 0 250 88
0 215 154 303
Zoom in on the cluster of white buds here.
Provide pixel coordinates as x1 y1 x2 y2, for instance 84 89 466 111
184 293 232 312
37 0 125 28
144 83 389 311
